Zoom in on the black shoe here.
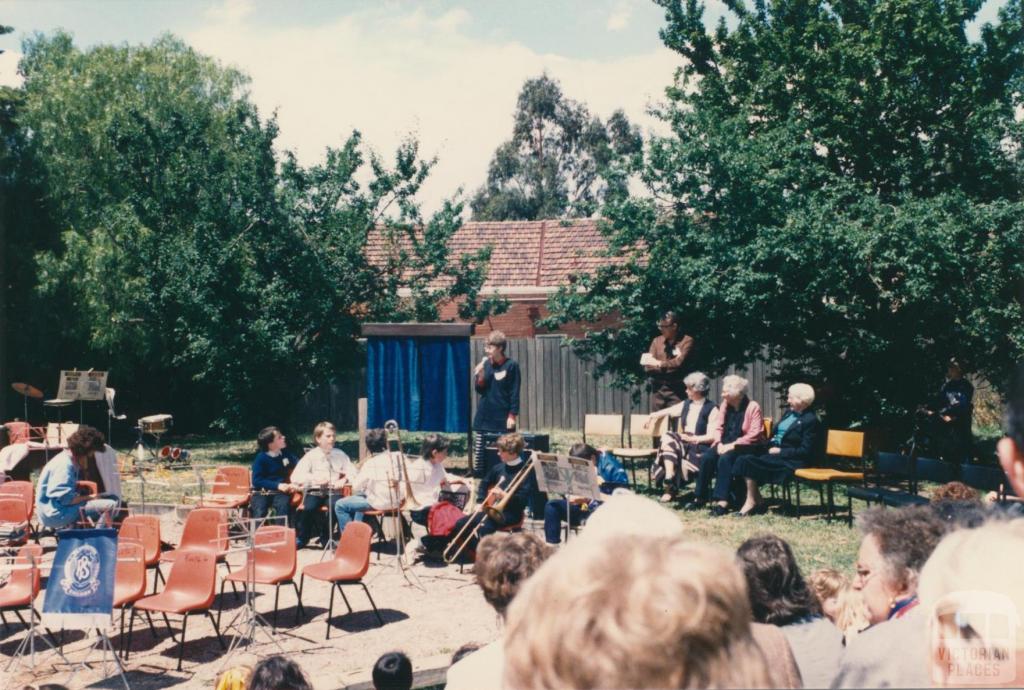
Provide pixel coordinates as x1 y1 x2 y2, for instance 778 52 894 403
709 504 729 517
682 500 705 512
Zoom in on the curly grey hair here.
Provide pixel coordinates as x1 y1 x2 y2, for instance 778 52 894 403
683 372 711 394
856 506 948 592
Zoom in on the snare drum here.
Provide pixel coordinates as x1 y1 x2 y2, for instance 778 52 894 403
139 414 173 434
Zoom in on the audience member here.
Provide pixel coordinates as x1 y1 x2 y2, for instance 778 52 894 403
248 655 313 690
647 371 719 502
373 651 413 690
733 383 822 516
737 534 842 688
214 666 252 690
831 506 948 688
807 567 847 623
919 517 1024 687
931 481 980 503
445 532 552 690
503 533 785 689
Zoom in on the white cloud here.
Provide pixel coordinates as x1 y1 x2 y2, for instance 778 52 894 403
187 6 678 214
607 2 634 32
0 50 23 88
205 0 254 25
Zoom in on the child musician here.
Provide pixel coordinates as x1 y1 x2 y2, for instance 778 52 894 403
250 426 299 525
292 421 356 548
543 442 630 545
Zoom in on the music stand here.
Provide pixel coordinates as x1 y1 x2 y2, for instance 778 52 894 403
216 514 289 671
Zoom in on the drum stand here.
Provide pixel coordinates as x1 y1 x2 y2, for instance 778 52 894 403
3 554 71 676
217 514 287 671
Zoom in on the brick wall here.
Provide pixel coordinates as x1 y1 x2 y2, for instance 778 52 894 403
438 295 621 338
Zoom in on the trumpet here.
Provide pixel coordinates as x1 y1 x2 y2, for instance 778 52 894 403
384 420 420 509
444 477 505 564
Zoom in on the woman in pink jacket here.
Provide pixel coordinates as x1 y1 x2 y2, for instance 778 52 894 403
685 374 767 516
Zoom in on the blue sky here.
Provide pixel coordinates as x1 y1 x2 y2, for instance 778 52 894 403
0 0 1012 212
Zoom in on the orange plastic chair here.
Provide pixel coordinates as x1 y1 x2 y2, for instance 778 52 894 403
220 526 303 629
300 522 383 639
0 544 45 630
113 539 148 657
159 508 232 596
0 481 36 541
120 514 165 592
202 466 251 510
129 549 227 670
0 497 30 546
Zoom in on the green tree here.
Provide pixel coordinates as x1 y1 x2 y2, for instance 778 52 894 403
470 74 643 221
546 0 1024 429
13 32 494 430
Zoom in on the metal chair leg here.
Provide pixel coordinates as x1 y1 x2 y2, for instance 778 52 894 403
125 608 137 660
361 582 384 627
326 580 335 640
176 613 187 671
162 612 176 642
273 583 280 629
206 610 226 650
337 584 354 614
292 581 305 622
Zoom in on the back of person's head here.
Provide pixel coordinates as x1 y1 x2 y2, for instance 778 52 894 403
503 534 772 689
365 428 387 454
808 567 848 605
248 655 312 690
567 442 599 462
736 533 821 625
372 651 413 690
833 586 871 640
257 426 280 452
919 518 1024 686
474 532 551 618
580 492 683 540
931 481 980 503
419 433 451 459
66 426 105 457
215 666 253 690
496 433 524 456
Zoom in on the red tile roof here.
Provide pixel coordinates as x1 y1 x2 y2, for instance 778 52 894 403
365 218 626 289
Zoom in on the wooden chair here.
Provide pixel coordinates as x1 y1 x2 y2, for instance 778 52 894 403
219 526 304 629
300 522 383 640
792 430 865 525
612 414 666 488
584 414 626 483
129 549 227 670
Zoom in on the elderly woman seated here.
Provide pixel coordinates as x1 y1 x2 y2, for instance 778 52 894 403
731 382 822 516
647 372 720 503
699 375 767 516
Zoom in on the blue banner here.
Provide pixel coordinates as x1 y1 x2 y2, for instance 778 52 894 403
42 528 117 629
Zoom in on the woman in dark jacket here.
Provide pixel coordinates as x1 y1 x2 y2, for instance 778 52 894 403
732 382 821 516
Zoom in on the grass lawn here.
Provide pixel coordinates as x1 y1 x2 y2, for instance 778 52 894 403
116 427 863 575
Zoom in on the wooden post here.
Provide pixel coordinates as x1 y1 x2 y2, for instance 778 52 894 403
358 397 368 461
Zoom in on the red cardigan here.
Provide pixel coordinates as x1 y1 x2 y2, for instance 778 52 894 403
710 398 766 446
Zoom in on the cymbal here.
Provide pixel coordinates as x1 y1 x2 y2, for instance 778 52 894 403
11 382 43 399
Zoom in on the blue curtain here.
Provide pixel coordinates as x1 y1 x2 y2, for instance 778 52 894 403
367 336 469 432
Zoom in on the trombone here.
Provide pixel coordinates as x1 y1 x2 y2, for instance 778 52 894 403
384 420 420 509
443 455 536 563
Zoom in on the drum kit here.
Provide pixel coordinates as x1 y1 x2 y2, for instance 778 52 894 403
133 413 190 466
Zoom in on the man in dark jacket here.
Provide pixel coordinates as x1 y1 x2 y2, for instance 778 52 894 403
919 359 974 462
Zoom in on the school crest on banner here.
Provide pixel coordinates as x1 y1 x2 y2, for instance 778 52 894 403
43 528 117 629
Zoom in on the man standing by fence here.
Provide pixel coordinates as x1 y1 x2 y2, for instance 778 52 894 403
472 331 522 477
643 311 695 412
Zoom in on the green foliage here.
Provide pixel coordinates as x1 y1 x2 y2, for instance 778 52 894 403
470 74 643 221
9 32 494 431
546 0 1024 429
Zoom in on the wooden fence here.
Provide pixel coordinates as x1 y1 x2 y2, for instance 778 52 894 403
298 336 784 432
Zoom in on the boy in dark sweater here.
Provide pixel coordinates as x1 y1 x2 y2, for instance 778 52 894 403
250 425 299 525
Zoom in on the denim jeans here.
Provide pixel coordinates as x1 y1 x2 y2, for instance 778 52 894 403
543 499 592 544
333 495 375 535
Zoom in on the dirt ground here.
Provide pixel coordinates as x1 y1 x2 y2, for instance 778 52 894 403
2 510 504 689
